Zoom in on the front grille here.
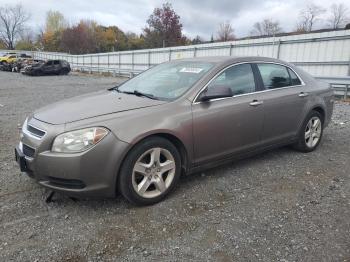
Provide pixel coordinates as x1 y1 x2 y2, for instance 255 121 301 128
47 176 86 189
22 144 35 158
27 124 46 138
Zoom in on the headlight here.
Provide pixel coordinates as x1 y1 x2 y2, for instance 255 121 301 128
22 117 28 132
52 127 109 153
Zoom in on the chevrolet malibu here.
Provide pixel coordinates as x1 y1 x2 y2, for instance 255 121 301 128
15 56 334 205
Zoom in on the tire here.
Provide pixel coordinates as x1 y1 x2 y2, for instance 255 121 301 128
293 110 324 152
118 137 181 205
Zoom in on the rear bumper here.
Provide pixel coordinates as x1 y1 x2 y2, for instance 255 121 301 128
15 119 130 198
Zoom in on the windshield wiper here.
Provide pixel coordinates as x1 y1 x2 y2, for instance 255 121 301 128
134 90 159 100
118 90 159 100
108 84 120 91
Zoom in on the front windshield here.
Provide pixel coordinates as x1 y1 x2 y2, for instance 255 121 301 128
117 61 214 100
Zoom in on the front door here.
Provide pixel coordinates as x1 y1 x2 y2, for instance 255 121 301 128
192 63 265 164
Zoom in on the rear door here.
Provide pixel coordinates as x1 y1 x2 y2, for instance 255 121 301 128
192 63 265 164
254 63 308 144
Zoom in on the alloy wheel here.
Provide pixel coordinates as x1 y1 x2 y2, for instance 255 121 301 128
305 116 322 148
132 147 176 198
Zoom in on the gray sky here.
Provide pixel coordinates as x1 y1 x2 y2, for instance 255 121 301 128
1 0 350 39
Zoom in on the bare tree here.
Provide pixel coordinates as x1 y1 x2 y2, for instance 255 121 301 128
0 4 30 49
251 19 282 36
217 21 235 41
328 3 349 29
296 3 326 32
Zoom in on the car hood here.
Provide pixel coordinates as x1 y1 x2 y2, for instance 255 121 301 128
34 90 167 125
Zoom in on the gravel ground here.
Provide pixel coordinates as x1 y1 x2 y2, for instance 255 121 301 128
0 71 349 262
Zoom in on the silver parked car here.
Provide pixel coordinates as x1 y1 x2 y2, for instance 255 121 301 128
15 56 334 205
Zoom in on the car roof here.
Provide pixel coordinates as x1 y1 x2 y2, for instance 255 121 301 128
171 56 290 66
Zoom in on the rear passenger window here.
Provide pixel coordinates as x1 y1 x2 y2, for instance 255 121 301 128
288 68 302 86
257 63 291 89
208 63 256 96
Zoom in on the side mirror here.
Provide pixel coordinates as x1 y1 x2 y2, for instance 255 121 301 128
200 85 233 101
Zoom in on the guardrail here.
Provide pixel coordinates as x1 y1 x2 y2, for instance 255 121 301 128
330 83 349 100
316 76 350 99
76 66 143 78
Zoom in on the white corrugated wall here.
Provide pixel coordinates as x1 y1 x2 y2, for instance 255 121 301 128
3 29 350 78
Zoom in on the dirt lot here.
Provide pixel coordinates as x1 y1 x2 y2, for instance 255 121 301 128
0 71 349 261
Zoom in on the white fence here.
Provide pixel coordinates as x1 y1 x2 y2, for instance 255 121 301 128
2 29 350 78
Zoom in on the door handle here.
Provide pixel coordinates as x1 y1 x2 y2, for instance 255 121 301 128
299 92 309 97
249 100 263 106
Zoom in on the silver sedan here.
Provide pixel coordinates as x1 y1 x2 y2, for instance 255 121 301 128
15 56 334 205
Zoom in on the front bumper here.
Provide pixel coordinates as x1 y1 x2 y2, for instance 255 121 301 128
15 117 130 198
15 146 31 173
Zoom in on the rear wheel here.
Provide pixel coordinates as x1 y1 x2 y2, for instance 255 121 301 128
118 137 181 205
293 110 323 152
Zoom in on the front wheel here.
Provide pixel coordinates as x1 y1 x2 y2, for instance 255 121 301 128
293 110 323 152
118 137 181 205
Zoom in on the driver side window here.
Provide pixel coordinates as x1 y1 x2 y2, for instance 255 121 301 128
207 63 256 96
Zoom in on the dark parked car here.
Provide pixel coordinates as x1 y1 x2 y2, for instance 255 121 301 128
0 61 14 71
22 59 71 76
15 56 334 205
